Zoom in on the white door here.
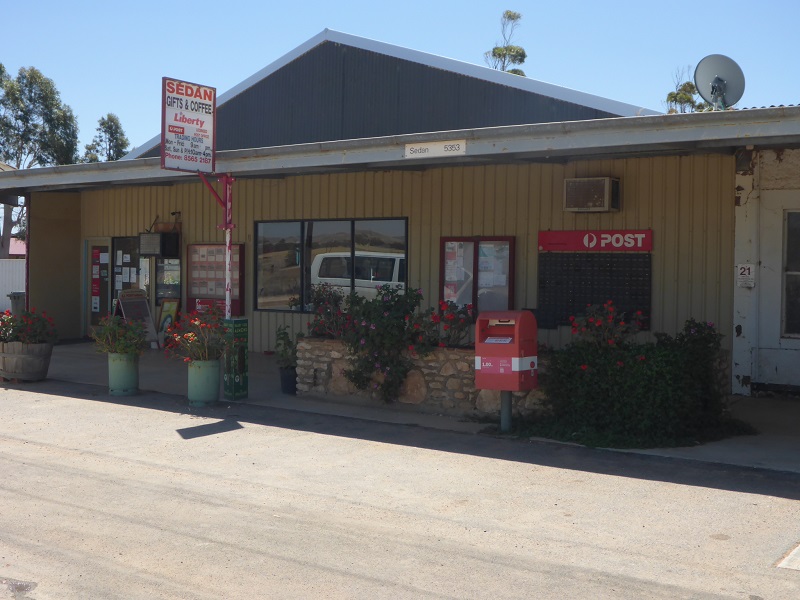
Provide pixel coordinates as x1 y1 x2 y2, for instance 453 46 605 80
757 190 800 385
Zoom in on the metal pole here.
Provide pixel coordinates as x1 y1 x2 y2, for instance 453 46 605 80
222 174 234 320
500 390 512 433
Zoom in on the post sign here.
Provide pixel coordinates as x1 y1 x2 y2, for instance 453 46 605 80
161 77 216 173
538 230 653 252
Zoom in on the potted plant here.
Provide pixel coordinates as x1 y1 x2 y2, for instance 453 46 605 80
0 308 58 382
165 308 230 406
275 325 302 395
90 314 149 396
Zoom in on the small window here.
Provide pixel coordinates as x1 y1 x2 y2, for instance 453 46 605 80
784 212 800 336
440 237 514 311
319 257 350 279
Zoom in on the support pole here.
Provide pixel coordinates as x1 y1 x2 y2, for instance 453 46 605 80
198 172 236 319
222 174 234 320
500 390 512 433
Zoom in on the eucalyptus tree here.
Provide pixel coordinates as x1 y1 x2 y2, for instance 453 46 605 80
484 10 527 77
0 65 79 256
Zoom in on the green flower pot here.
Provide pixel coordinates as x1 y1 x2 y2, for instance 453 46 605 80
187 359 221 407
108 352 139 396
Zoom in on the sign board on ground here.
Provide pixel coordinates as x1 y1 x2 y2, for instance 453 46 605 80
114 289 158 342
161 77 216 173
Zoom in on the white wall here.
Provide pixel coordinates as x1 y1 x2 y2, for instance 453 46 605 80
0 259 25 312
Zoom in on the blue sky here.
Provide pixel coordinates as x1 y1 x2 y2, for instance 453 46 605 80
3 1 799 154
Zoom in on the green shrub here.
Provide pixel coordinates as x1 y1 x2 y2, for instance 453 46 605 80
305 283 351 339
342 285 437 402
655 319 725 429
537 308 731 448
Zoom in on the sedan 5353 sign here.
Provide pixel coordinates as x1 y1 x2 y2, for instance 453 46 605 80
538 230 653 252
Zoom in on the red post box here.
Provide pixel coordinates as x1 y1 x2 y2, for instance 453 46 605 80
474 311 538 391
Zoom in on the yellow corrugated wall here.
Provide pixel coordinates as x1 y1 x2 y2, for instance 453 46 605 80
80 154 735 352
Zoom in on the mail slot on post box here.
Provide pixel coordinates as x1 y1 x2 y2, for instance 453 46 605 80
474 311 538 391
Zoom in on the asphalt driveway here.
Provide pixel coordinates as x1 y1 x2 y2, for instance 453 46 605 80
1 382 799 599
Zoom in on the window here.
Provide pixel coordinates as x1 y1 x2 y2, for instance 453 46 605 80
784 212 800 335
255 218 407 311
440 237 514 312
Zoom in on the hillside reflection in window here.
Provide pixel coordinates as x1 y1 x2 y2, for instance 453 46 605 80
255 218 407 311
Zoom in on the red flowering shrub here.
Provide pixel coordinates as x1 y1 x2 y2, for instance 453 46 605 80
0 308 57 344
342 285 437 402
165 307 230 362
90 314 148 355
568 300 643 346
306 283 351 339
538 307 732 448
436 300 474 348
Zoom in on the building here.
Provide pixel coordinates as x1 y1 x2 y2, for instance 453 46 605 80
0 32 798 396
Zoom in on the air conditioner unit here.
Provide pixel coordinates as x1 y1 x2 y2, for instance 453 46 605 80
563 177 620 212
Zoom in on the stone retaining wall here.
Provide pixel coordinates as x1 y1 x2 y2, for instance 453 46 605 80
296 338 544 418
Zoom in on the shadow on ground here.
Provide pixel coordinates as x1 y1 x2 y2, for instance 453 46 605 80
5 376 800 502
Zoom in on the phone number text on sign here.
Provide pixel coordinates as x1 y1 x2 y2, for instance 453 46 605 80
161 77 216 173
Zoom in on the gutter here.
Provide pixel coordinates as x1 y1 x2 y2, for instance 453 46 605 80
2 107 800 195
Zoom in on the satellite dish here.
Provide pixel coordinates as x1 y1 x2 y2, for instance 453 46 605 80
694 54 745 110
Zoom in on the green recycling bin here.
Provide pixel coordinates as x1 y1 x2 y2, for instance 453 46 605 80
224 318 248 401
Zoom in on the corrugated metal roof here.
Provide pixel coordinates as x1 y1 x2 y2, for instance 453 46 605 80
126 30 660 160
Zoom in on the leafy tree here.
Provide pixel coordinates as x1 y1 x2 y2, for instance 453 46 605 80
0 66 79 168
484 10 527 77
83 113 129 162
665 67 709 114
0 65 79 257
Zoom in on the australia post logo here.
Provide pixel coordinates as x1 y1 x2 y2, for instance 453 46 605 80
538 230 653 253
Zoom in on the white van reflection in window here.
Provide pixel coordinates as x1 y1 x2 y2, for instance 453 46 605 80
310 252 405 298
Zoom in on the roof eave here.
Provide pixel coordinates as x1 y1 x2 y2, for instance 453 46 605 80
3 108 799 195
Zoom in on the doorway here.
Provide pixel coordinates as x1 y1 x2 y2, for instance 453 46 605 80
756 190 800 386
84 237 111 335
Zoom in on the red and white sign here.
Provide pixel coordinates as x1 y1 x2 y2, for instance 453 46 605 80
538 230 652 252
476 356 538 374
161 77 216 173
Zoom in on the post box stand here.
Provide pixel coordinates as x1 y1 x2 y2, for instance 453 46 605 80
474 311 538 433
224 318 249 401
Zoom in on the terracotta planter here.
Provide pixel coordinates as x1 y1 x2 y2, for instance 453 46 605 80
0 342 53 381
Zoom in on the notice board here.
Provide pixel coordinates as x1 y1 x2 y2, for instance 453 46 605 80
114 289 158 342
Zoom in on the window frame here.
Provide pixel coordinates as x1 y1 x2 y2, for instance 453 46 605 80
254 217 409 313
439 236 515 311
783 211 800 337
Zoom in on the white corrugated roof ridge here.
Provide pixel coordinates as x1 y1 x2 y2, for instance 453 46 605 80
123 29 660 160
